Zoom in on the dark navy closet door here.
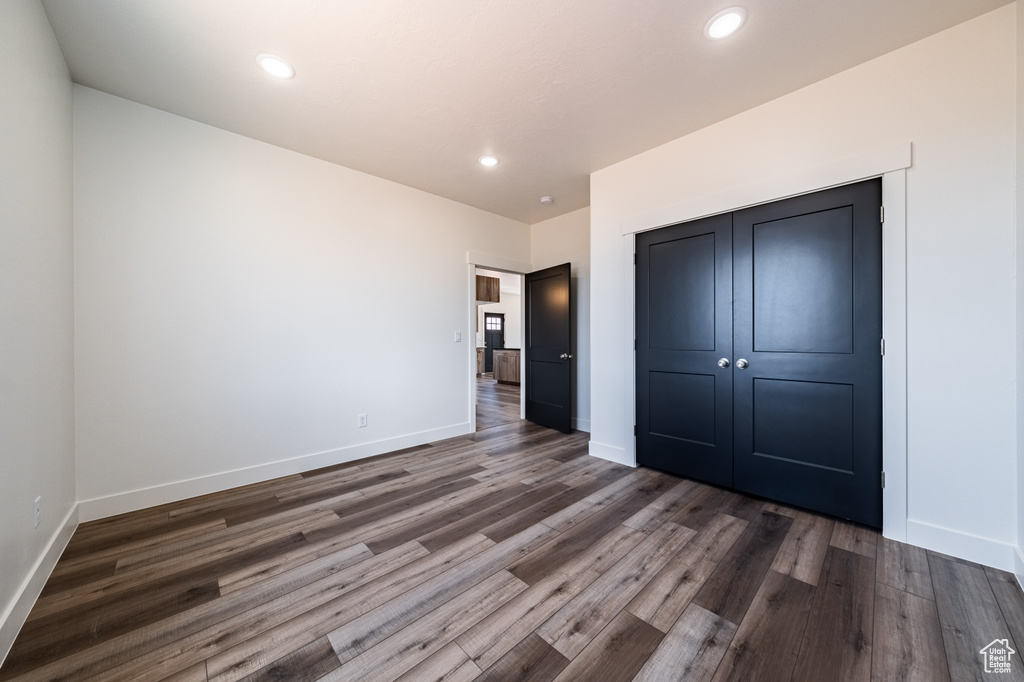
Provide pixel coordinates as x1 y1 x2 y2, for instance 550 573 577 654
635 179 882 528
732 180 882 527
636 213 733 487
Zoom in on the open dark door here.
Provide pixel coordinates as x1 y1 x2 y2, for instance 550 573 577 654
525 263 572 432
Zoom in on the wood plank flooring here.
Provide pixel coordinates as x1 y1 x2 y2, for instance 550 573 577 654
3 378 1023 681
475 374 520 431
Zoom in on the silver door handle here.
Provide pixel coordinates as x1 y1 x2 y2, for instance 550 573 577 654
717 358 730 368
560 353 573 360
736 358 749 369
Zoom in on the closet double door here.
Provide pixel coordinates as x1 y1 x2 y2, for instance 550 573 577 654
636 179 882 527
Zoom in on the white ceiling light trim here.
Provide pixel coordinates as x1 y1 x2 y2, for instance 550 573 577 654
478 155 499 167
705 7 747 39
257 54 295 79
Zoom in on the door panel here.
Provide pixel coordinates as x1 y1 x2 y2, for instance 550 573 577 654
636 213 733 487
528 363 563 406
649 371 717 446
636 179 882 528
649 233 717 351
733 180 882 527
527 274 566 349
751 207 854 354
751 378 855 472
526 263 572 432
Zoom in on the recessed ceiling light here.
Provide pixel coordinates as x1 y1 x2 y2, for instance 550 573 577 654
478 155 499 167
705 7 746 39
257 54 295 79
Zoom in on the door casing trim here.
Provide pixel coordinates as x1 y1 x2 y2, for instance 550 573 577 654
616 143 911 542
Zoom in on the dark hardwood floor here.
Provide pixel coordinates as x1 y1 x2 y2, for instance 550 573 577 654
2 379 1023 681
475 374 519 431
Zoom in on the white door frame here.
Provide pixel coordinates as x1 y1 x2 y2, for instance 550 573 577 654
618 143 911 542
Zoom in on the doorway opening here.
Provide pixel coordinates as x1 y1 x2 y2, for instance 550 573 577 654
475 268 523 431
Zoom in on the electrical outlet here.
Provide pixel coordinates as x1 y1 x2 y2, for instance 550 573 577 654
358 413 368 428
33 496 41 529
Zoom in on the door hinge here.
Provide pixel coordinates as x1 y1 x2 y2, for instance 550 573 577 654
880 338 885 356
634 252 637 265
634 339 637 350
880 206 885 224
634 425 637 437
881 471 886 489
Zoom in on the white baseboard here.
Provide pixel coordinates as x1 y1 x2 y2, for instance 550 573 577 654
0 503 79 667
572 417 591 433
589 440 634 467
78 423 473 522
906 519 1017 572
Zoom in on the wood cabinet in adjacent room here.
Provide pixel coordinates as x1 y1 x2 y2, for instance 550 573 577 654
476 347 485 376
476 275 500 303
492 349 520 385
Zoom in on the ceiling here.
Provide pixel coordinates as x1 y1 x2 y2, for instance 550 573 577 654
41 0 1010 224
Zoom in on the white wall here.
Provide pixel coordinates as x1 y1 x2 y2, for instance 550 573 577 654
74 86 531 519
1017 0 1024 584
532 207 591 432
0 0 77 662
591 6 1017 569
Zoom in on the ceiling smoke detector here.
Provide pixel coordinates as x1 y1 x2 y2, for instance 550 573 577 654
540 196 554 205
